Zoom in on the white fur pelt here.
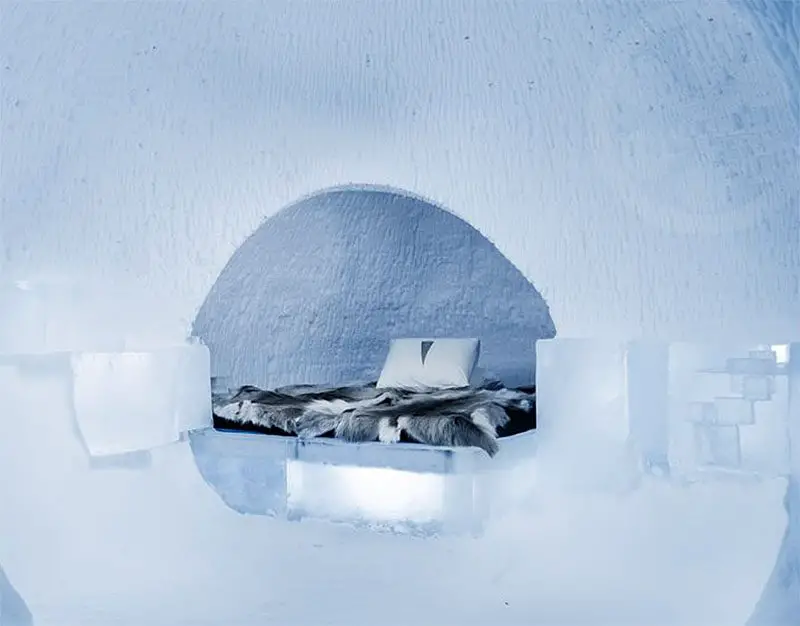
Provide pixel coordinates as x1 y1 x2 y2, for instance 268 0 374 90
213 381 534 457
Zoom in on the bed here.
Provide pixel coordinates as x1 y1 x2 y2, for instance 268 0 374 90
211 338 537 457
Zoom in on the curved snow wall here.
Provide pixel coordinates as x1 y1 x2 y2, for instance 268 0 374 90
1 1 797 344
193 188 555 388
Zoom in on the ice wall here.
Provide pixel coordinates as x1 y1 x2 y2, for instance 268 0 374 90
1 0 797 342
748 342 800 625
739 0 799 121
0 563 32 626
193 188 555 388
0 3 797 619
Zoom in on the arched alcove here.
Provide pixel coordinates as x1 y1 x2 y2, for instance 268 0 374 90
193 187 556 389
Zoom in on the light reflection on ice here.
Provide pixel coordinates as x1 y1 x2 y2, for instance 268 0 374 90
287 461 446 524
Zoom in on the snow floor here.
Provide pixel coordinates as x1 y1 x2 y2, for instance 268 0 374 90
0 344 795 625
4 460 788 625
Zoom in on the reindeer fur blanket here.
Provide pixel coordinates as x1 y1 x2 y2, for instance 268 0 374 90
212 381 536 457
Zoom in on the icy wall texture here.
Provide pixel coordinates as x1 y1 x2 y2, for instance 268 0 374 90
1 0 797 344
739 0 799 122
194 188 555 388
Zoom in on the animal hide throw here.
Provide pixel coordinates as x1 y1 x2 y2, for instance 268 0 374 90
212 381 536 457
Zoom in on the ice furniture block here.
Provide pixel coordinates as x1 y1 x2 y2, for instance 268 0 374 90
536 338 795 482
669 342 791 477
190 427 536 535
535 338 638 491
72 344 212 456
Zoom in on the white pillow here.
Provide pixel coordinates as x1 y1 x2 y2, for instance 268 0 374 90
376 338 481 391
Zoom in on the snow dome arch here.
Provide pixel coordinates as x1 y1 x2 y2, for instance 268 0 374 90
1 0 796 345
192 185 556 389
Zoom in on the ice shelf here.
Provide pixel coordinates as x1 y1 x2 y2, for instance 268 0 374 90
536 338 797 485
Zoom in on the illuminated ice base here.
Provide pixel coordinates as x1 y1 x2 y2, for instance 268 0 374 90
189 428 537 536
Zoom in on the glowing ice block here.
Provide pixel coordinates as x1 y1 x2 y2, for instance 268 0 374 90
71 344 211 456
189 427 535 535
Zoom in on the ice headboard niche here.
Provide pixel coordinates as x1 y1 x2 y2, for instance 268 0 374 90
192 187 556 389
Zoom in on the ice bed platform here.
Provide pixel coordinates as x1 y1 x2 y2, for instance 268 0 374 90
189 426 537 535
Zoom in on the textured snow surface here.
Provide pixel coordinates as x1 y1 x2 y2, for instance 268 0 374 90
0 0 798 624
194 188 555 388
0 359 788 626
1 0 797 342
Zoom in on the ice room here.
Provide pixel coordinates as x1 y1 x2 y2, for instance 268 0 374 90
0 1 798 625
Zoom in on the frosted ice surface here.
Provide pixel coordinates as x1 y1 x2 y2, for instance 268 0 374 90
626 341 670 475
288 437 489 533
71 344 211 456
172 343 215 433
537 339 794 486
189 430 292 517
286 461 449 530
0 282 47 355
535 338 639 492
0 279 192 356
0 279 131 354
534 338 799 624
190 427 536 534
190 430 469 533
668 343 791 479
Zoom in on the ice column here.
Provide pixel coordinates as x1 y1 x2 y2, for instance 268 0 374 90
625 340 670 475
790 343 800 481
535 339 640 492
